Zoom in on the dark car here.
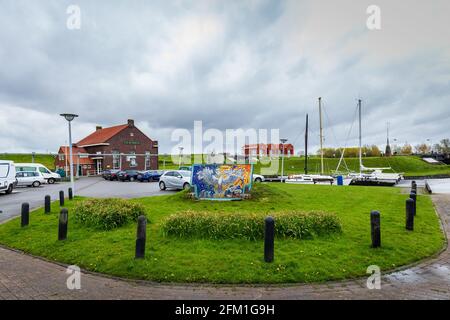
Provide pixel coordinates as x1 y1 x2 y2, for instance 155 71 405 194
117 170 141 182
137 170 163 182
102 169 120 181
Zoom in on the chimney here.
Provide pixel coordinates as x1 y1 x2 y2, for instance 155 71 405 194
127 119 134 127
96 126 102 131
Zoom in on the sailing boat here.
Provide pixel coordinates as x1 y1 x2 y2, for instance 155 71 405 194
349 99 403 186
286 97 334 185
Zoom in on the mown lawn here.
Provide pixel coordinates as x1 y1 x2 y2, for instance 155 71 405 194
0 184 445 284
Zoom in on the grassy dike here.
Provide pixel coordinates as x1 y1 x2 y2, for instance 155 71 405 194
0 183 444 284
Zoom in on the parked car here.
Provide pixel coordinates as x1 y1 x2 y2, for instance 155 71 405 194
102 169 120 181
16 171 46 187
137 170 163 182
0 160 17 194
117 170 141 182
15 163 61 184
253 174 265 183
159 170 192 191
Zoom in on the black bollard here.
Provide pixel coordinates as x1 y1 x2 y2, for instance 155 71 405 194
21 203 29 227
370 211 381 248
406 198 415 231
44 195 51 214
58 208 68 241
135 215 147 259
264 216 275 262
410 192 417 216
68 188 73 200
59 190 64 206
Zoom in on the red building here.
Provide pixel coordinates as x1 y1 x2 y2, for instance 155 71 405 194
243 143 294 157
56 119 158 176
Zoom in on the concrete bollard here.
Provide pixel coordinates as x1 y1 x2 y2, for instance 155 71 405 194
410 192 417 216
59 190 64 206
264 216 275 262
135 215 147 259
58 208 68 241
68 188 73 200
44 195 51 214
370 211 381 248
406 198 415 231
21 203 30 227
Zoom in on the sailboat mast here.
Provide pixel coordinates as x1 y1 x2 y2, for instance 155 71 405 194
358 99 362 174
305 113 308 174
319 97 324 175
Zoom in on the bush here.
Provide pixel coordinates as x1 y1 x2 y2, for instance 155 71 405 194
74 198 146 230
162 211 341 240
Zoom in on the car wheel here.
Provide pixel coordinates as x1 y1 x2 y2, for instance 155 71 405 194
5 184 13 194
32 181 41 187
183 183 191 190
255 178 262 183
130 177 135 182
47 178 55 184
159 181 166 190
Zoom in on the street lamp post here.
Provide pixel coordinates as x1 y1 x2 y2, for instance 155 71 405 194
280 138 288 182
60 113 78 196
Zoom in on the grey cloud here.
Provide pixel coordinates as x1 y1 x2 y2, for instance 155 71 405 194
0 0 449 154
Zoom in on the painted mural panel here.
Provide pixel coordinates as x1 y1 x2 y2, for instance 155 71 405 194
191 164 253 200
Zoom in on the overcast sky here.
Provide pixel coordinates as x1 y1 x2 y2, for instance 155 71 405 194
0 0 449 154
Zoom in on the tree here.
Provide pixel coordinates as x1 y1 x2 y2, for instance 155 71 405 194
415 144 431 154
400 144 413 155
440 139 450 154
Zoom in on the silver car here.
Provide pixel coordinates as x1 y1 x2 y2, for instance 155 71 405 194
16 171 46 187
159 170 192 191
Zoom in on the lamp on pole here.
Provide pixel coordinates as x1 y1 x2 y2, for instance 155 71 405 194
178 146 184 167
280 138 288 182
60 113 78 195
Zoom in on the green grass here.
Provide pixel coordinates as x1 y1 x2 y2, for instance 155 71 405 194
0 153 56 170
0 184 445 284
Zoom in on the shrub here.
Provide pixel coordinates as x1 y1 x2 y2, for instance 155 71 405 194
74 198 146 230
162 211 341 240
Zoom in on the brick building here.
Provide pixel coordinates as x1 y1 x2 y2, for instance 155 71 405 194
243 143 294 157
56 119 158 175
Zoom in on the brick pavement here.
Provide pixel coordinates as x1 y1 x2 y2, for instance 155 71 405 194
1 194 449 300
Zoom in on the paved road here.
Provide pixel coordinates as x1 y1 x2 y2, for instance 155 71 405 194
1 194 450 300
0 177 172 223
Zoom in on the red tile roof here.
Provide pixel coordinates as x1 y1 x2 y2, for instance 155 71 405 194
57 146 94 165
76 124 128 146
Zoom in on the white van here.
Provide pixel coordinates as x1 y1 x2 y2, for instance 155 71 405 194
15 163 61 184
0 160 17 194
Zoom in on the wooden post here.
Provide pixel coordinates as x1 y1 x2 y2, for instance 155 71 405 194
58 208 68 240
264 216 275 262
406 198 414 231
410 192 417 216
21 203 29 227
370 211 381 248
59 190 64 206
135 215 147 259
44 195 51 214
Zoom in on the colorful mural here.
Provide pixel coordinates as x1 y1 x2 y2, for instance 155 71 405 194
191 164 253 200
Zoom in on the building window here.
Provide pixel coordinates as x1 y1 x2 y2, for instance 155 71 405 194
59 154 64 161
112 150 120 169
145 151 151 170
129 151 137 167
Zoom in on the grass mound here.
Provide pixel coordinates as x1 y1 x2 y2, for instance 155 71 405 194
163 210 342 240
74 198 146 230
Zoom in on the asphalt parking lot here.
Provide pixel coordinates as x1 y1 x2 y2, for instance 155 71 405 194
0 177 174 223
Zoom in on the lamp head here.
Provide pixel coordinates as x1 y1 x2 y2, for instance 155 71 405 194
280 138 288 144
60 113 79 122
